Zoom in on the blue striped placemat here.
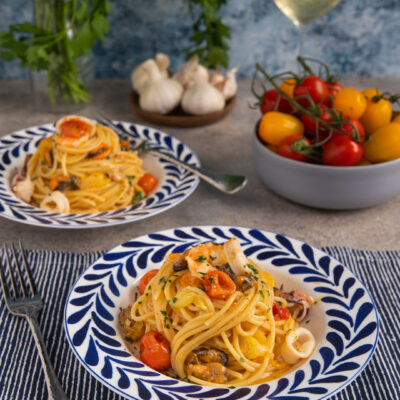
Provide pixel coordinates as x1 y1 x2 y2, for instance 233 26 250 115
0 247 398 400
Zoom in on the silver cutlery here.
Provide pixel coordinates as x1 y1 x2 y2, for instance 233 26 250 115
0 243 68 400
97 114 247 194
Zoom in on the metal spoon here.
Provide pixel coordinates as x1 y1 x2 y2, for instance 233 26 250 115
97 114 247 194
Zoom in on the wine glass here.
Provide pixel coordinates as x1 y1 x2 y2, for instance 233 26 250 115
272 0 340 57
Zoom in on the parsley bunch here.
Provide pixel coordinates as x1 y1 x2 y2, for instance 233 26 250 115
0 0 111 104
187 0 231 69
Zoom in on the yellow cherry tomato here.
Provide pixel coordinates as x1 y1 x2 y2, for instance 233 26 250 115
359 88 392 134
392 114 400 124
280 78 296 98
258 111 304 146
363 123 400 163
80 172 111 189
333 88 367 120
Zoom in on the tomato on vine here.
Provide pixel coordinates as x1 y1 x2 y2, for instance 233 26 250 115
301 104 334 136
260 89 292 114
326 81 343 99
277 135 311 162
293 75 329 109
322 135 363 166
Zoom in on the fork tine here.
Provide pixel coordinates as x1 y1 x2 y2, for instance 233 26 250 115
96 113 135 141
4 245 18 298
11 243 28 298
0 255 11 300
18 241 37 295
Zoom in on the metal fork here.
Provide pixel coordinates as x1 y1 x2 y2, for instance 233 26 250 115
0 243 68 400
96 113 247 194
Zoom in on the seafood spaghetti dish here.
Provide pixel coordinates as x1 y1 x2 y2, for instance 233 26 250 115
11 115 158 213
120 238 315 387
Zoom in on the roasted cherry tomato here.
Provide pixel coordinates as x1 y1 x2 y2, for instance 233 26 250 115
138 173 158 194
301 105 334 136
326 81 343 99
139 269 159 295
140 330 171 371
363 122 400 163
280 78 296 98
333 88 367 120
272 303 290 321
293 75 329 109
203 270 236 300
359 88 392 134
259 111 304 146
322 135 363 166
277 134 310 162
260 89 292 114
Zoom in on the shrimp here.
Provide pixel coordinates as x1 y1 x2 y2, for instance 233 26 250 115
40 191 70 213
55 115 96 148
185 242 226 279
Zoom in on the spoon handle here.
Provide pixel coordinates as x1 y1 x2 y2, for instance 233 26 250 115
97 114 247 194
149 147 247 194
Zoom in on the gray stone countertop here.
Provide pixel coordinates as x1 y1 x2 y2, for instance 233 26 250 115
0 78 399 252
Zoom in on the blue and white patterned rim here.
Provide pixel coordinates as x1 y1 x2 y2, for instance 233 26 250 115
64 226 379 400
0 121 199 228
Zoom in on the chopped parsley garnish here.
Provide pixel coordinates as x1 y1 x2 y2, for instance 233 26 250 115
208 277 214 283
259 290 265 298
209 255 216 261
132 191 143 204
160 310 167 316
240 357 245 362
138 301 142 305
266 307 271 313
198 272 206 275
195 255 207 262
246 263 258 274
172 297 177 303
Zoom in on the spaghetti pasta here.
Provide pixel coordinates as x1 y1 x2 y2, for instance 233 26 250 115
12 115 156 213
120 238 315 387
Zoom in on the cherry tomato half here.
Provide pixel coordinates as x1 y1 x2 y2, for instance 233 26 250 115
293 75 329 109
277 134 311 162
260 89 292 114
139 269 159 295
322 135 363 166
203 270 236 300
272 303 290 321
140 330 171 371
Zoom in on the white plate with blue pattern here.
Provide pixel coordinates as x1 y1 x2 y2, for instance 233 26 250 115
64 226 379 400
0 121 199 228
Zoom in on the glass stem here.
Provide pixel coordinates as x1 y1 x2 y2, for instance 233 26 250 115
296 23 310 59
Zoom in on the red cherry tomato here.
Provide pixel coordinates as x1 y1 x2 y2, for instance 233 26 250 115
294 75 329 109
203 270 236 300
138 173 158 194
272 303 290 320
339 117 366 142
140 330 171 371
260 89 292 114
301 105 334 136
277 134 310 162
139 269 159 295
322 135 363 166
326 81 343 99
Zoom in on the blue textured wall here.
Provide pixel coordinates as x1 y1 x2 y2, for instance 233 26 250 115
1 0 400 79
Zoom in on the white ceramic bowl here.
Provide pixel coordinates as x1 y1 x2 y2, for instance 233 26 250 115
253 133 400 210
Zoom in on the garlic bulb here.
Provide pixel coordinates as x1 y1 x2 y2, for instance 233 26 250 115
181 77 225 115
131 59 158 94
210 70 225 91
155 53 170 78
139 62 183 114
221 67 238 100
212 67 238 100
173 55 209 88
